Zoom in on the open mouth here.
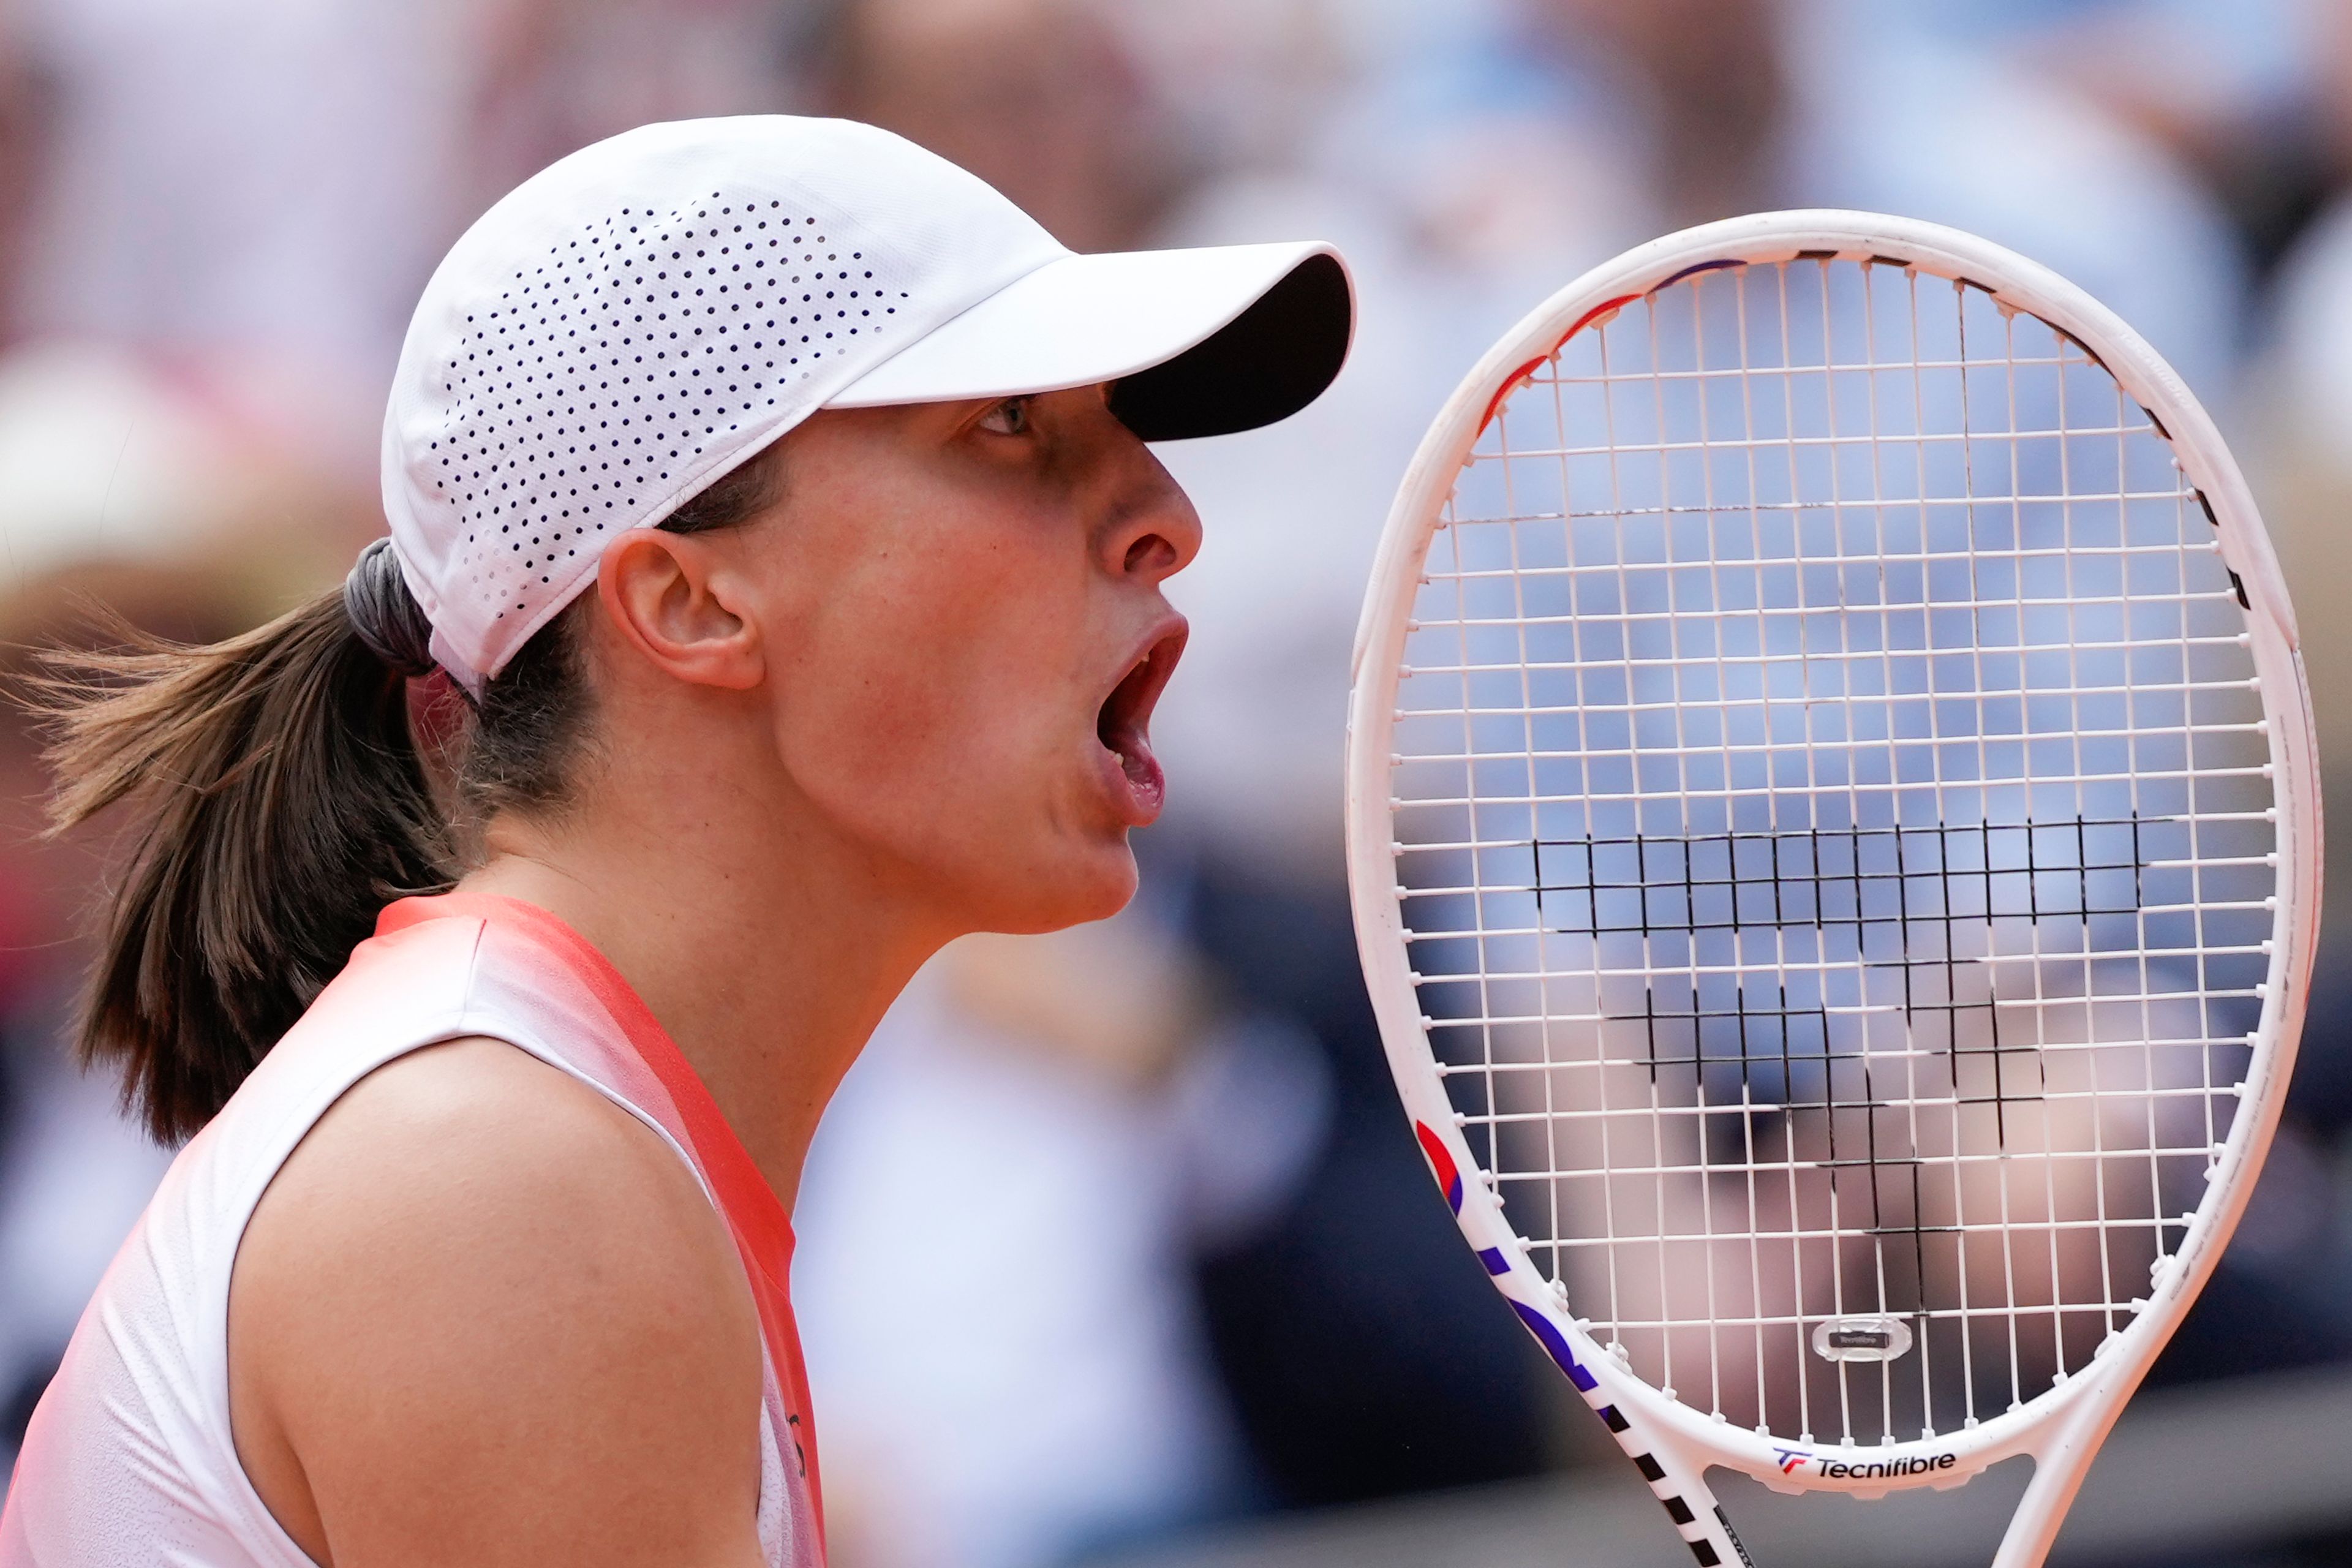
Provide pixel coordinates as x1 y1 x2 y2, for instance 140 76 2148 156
1095 625 1186 824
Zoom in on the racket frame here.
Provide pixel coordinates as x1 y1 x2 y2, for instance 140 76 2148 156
1344 210 2318 1567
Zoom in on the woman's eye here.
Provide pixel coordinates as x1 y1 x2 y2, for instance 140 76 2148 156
978 396 1031 435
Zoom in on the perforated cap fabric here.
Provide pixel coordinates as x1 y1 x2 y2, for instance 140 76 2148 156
381 115 1353 688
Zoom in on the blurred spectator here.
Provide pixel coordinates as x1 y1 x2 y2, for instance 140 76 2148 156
1340 0 2252 388
1910 0 2332 273
7 0 453 477
798 0 1184 255
464 0 793 224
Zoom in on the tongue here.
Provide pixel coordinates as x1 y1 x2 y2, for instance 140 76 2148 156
1112 727 1156 782
1112 729 1163 812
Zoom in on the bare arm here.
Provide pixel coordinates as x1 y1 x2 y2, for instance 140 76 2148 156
228 1036 768 1567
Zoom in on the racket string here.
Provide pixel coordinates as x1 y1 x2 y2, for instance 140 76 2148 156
1390 255 2272 1446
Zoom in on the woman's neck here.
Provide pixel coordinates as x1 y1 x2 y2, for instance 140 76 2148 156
457 764 946 1214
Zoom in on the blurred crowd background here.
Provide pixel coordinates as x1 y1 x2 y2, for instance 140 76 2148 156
2 0 2351 1564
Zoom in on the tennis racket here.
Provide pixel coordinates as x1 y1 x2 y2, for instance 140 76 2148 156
1344 211 2318 1567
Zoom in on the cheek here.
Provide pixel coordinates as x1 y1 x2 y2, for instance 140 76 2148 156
771 536 1085 847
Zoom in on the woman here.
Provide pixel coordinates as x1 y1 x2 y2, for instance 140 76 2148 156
1 116 1350 1566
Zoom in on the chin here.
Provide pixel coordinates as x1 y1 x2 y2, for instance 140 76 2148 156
981 840 1138 935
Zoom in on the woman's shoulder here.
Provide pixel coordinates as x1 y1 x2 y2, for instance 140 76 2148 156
246 1032 735 1256
233 1031 763 1388
228 1036 767 1564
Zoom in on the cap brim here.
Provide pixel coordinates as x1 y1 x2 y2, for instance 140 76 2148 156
823 241 1353 440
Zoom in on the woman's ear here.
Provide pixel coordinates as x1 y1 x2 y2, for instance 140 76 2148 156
595 529 764 691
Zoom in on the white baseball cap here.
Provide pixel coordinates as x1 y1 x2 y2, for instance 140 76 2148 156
380 115 1353 689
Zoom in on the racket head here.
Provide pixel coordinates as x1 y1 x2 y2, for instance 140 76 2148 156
1346 210 2318 1493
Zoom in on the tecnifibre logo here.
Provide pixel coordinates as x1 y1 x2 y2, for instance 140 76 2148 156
1771 1446 1958 1480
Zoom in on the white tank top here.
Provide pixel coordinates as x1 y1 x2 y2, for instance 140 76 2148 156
0 893 824 1567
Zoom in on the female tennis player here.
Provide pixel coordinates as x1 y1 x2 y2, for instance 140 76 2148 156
0 116 1351 1566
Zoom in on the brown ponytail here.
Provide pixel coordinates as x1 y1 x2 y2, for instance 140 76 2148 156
34 592 453 1141
29 439 786 1143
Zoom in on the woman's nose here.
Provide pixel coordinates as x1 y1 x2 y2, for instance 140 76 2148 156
1101 456 1202 586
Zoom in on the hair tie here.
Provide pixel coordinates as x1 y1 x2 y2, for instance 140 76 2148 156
342 538 438 677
